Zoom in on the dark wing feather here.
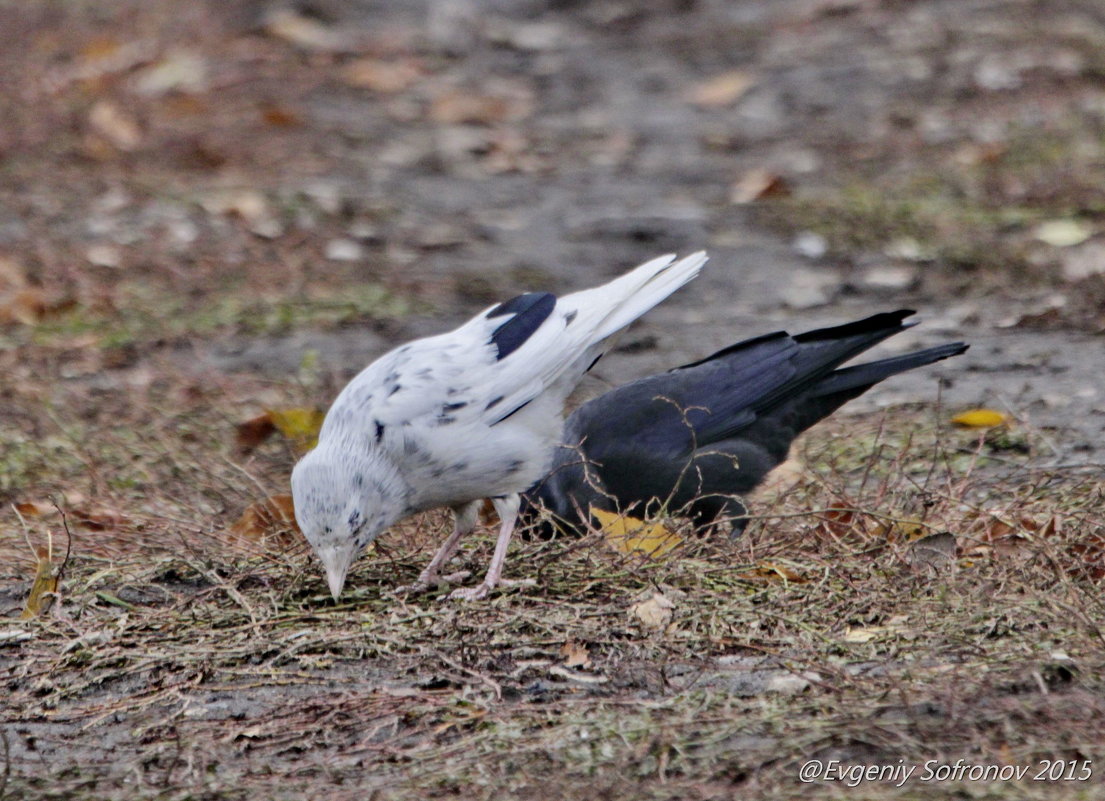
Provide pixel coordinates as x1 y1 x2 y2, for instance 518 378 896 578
522 312 968 537
487 292 557 360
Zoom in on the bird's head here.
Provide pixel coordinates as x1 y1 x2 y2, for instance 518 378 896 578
291 444 405 600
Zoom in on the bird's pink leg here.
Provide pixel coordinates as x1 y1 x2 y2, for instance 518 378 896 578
395 502 478 594
450 496 533 600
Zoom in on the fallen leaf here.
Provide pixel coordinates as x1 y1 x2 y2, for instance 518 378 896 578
429 86 532 125
814 507 874 539
734 561 808 583
229 495 301 547
951 409 1008 428
264 9 350 52
342 58 422 93
843 617 912 643
0 288 49 325
688 70 754 107
132 49 208 96
236 412 278 453
630 592 674 630
748 457 806 502
0 256 27 291
81 36 124 62
88 100 142 151
906 531 958 572
559 641 592 669
591 507 682 558
1034 219 1093 248
729 169 789 204
70 505 130 531
13 501 52 517
260 103 302 128
200 189 271 224
21 546 59 620
876 518 929 543
266 407 326 453
478 498 498 525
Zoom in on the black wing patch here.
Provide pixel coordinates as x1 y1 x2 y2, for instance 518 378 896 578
487 292 556 360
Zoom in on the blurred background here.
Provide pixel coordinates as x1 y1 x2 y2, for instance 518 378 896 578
2 0 1105 453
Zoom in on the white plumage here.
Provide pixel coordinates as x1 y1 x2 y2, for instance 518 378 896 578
291 252 707 600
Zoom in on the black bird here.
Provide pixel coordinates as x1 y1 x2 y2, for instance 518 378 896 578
522 310 967 538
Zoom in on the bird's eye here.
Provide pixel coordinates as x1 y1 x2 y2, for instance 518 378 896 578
323 526 333 535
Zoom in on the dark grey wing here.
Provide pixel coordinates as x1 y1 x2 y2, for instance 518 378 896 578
746 342 970 447
487 292 556 360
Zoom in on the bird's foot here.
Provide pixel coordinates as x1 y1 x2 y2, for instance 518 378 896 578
448 582 491 601
447 577 535 601
394 570 472 595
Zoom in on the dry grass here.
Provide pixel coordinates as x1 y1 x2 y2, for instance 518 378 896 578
3 367 1105 800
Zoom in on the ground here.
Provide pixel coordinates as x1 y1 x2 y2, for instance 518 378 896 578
2 1 1105 799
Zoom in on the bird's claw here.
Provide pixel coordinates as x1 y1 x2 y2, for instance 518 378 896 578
448 583 491 601
447 577 535 601
394 570 472 596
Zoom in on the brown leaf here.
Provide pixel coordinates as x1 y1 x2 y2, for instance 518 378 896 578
478 498 498 525
21 546 60 620
13 501 52 517
734 561 808 583
70 505 130 531
729 169 790 204
559 641 592 669
688 70 755 107
236 412 278 453
88 100 142 151
629 592 674 630
815 507 864 538
0 288 49 326
229 495 301 547
260 103 302 128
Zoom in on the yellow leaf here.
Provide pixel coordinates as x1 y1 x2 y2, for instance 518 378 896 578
21 546 59 620
591 507 682 558
266 407 326 453
951 409 1008 428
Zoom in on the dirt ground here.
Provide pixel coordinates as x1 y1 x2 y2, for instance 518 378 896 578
3 1 1105 799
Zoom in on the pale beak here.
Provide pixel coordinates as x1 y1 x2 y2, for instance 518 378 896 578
316 542 356 600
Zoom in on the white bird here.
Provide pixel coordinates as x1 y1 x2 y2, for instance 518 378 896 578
291 252 707 600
